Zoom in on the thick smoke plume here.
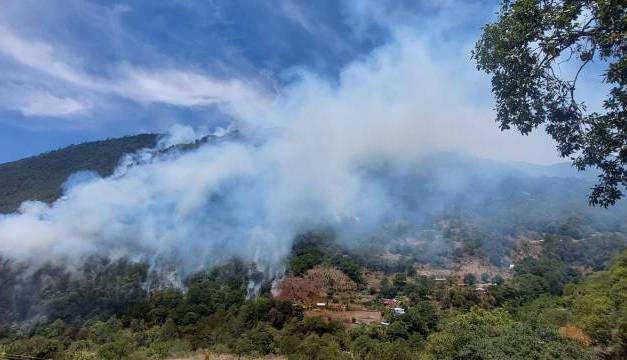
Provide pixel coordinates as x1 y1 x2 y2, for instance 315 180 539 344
0 31 563 276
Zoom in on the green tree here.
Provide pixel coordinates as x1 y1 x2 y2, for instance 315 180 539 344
95 330 136 360
236 323 275 356
380 278 397 299
492 274 505 285
463 273 477 286
404 301 440 337
363 340 418 360
147 341 174 359
387 322 410 340
474 0 626 206
2 336 62 359
421 308 594 359
565 249 627 356
66 350 98 360
481 272 490 283
294 334 348 360
158 318 179 341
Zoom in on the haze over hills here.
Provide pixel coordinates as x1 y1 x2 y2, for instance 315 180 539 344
1 131 624 271
0 133 599 215
0 130 626 359
1 131 624 267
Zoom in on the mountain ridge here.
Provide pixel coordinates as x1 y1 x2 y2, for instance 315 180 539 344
0 134 159 213
0 132 600 215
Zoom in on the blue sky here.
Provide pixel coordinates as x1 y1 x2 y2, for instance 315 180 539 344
0 0 583 166
0 0 502 162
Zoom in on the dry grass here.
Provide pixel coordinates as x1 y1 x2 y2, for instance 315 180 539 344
304 309 382 328
559 324 592 346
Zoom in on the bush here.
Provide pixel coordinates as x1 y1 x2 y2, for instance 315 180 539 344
463 273 477 286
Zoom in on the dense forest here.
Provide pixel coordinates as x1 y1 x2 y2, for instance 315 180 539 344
1 210 625 359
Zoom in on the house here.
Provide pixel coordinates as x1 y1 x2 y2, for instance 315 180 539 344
393 307 405 315
383 298 397 306
316 302 326 308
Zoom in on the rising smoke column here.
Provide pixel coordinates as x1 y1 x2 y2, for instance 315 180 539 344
0 30 559 276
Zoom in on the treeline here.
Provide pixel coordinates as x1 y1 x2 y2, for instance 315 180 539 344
1 247 626 359
0 257 303 359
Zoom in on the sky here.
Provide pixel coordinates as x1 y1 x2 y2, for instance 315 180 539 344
0 0 573 164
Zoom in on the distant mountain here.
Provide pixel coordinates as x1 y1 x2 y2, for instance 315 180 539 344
0 134 158 213
507 160 600 180
414 151 598 180
0 132 602 215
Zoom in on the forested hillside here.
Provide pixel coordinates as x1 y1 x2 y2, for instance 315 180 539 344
0 136 625 359
0 0 624 358
0 235 625 359
1 176 627 359
0 134 158 213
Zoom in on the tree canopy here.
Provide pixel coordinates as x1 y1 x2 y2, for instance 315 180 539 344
473 0 626 207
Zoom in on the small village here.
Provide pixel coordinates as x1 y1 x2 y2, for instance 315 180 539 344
276 259 515 328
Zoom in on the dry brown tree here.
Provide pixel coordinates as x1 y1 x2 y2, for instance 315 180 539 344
276 266 357 306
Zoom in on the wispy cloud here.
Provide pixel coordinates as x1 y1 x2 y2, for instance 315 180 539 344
0 25 267 118
13 91 87 117
0 0 559 167
0 27 89 86
112 65 265 107
278 0 315 33
0 79 89 118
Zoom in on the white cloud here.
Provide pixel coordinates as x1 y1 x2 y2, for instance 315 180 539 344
113 65 265 107
16 91 88 117
0 26 267 117
0 83 88 118
0 26 90 86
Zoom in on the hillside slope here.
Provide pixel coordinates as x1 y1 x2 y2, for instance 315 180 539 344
0 134 158 213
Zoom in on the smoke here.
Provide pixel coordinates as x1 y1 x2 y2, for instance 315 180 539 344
0 29 564 276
